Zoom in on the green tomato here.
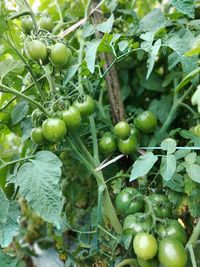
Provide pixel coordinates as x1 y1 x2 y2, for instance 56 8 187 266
50 43 71 66
62 106 81 131
133 233 158 260
147 194 172 219
115 187 144 216
137 257 159 267
42 118 67 143
158 238 187 267
21 17 33 34
0 112 11 125
31 109 43 127
114 121 131 139
26 40 48 62
157 219 187 245
73 95 95 117
131 126 141 143
99 132 117 154
39 16 54 31
134 111 157 133
31 127 46 145
118 135 138 154
194 124 200 137
123 213 152 236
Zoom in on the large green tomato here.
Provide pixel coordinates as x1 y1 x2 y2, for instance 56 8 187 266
50 43 71 66
39 16 54 32
157 219 187 245
147 194 172 219
99 132 117 154
134 111 157 133
115 187 144 216
73 95 95 117
42 118 67 143
62 106 81 131
26 40 48 62
21 17 33 34
137 257 159 267
31 128 46 145
158 237 187 267
133 233 158 260
118 135 138 154
113 121 131 139
123 213 152 236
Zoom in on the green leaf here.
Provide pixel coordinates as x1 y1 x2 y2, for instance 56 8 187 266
163 173 184 192
130 152 158 181
185 37 200 56
118 40 129 52
186 164 200 183
171 0 194 18
96 14 114 33
185 152 196 165
0 15 8 35
160 154 176 181
122 229 133 250
11 101 29 125
146 39 161 79
63 64 79 85
175 67 200 92
138 9 168 33
0 250 17 267
0 201 20 248
15 151 63 223
0 188 9 224
85 39 101 73
185 177 200 216
161 138 177 154
0 59 24 82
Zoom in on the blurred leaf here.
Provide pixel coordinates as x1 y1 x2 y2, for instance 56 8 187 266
186 164 200 183
0 250 17 267
85 39 101 73
0 59 24 82
171 0 194 18
160 154 177 181
96 14 114 33
0 189 9 224
11 101 29 126
161 138 177 154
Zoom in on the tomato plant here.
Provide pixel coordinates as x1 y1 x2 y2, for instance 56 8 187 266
0 0 200 266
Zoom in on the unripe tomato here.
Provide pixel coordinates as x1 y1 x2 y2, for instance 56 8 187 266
62 106 81 131
114 121 131 139
50 43 71 66
194 124 200 137
118 135 138 154
134 111 157 133
123 213 152 236
133 233 158 260
99 132 117 154
158 237 187 267
137 257 159 267
157 219 187 245
39 16 54 31
26 40 48 62
73 95 95 117
42 118 67 143
31 127 46 145
115 187 144 216
147 194 172 219
131 126 141 143
21 17 33 34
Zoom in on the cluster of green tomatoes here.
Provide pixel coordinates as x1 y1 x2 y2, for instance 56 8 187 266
99 111 157 155
31 95 95 144
116 187 188 267
21 15 71 67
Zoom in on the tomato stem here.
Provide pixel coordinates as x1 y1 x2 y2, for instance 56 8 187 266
115 259 139 267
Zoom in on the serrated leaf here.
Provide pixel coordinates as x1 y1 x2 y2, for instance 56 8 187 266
0 201 20 248
160 154 176 181
186 164 200 183
0 59 24 82
96 14 114 33
171 0 194 18
85 39 101 73
0 250 17 267
0 189 9 224
146 39 161 79
138 9 167 33
185 152 196 165
15 151 63 223
161 138 177 154
130 152 158 181
11 101 29 125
